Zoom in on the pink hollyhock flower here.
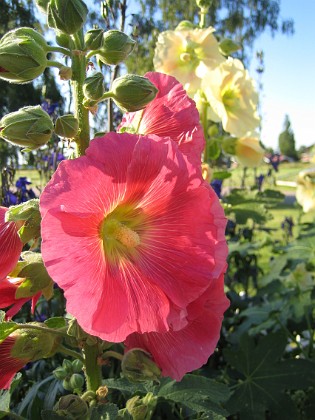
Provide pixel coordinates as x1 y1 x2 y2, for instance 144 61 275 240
118 72 205 168
0 277 41 319
40 133 228 343
0 335 29 389
125 273 229 381
0 206 23 279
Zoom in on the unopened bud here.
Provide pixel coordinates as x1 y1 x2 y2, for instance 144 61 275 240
72 359 84 373
56 32 73 49
54 115 79 138
110 74 158 112
97 30 135 65
175 20 196 30
55 395 89 419
0 106 53 150
62 359 74 374
96 385 108 403
85 28 104 51
126 393 157 420
219 38 241 56
48 0 88 35
121 349 161 383
53 366 68 380
221 136 237 155
83 72 105 101
0 28 48 84
69 373 84 390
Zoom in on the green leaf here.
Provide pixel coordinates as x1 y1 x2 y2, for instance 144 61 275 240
212 171 232 180
102 377 148 395
226 202 270 224
157 374 230 417
90 403 119 420
207 138 221 160
0 373 22 419
224 333 315 419
44 317 67 329
219 38 241 55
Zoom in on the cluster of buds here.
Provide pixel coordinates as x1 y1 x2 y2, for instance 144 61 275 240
54 359 85 392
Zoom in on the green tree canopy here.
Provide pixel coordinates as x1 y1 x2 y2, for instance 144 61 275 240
278 114 298 160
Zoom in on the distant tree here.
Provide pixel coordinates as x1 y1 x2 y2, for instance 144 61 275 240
278 115 298 160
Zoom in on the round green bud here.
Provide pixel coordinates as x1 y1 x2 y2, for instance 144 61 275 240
54 115 79 138
83 72 105 101
69 373 84 390
110 74 158 112
72 359 84 373
0 106 53 150
55 395 89 420
48 0 88 35
53 367 68 380
175 20 196 30
221 136 238 155
97 30 136 65
62 379 73 391
121 349 161 383
56 32 73 49
85 28 104 51
62 359 74 374
0 28 48 84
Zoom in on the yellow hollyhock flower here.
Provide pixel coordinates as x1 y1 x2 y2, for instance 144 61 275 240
235 136 265 168
296 168 315 213
201 58 260 137
153 27 225 95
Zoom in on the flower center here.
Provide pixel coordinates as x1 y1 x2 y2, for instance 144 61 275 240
222 87 240 112
105 219 140 248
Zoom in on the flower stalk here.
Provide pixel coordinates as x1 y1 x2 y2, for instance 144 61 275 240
82 341 102 392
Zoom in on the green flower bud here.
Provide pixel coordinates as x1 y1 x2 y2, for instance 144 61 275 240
96 30 135 65
54 115 79 138
62 379 73 391
0 28 48 84
55 395 89 420
59 65 72 81
48 0 88 35
34 0 50 14
62 359 74 374
175 20 196 30
219 38 241 56
11 323 60 361
69 373 84 390
85 28 104 51
56 32 73 49
0 106 53 150
126 393 157 420
53 366 68 380
6 199 41 243
72 359 84 373
83 72 105 101
109 74 158 112
221 136 238 155
121 349 161 383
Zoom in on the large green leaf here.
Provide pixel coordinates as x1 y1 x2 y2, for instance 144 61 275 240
90 403 119 420
225 202 270 224
224 333 315 419
157 374 230 417
102 377 148 395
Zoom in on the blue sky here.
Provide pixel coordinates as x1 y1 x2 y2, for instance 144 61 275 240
249 0 315 150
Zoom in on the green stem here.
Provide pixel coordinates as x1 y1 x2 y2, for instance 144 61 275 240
16 323 69 338
72 30 90 156
47 60 66 69
83 342 102 392
47 45 72 57
199 7 209 29
57 344 84 362
102 350 124 361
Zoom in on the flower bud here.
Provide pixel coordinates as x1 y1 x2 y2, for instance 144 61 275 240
0 28 48 84
219 38 241 56
0 106 53 150
84 28 104 51
96 385 108 403
53 366 68 380
96 30 135 65
110 74 158 112
59 65 72 81
62 359 74 374
72 359 84 373
5 199 41 243
221 136 237 155
126 393 157 420
54 115 79 138
55 395 89 420
56 32 73 49
69 373 84 390
83 72 105 101
175 20 196 30
48 0 88 35
121 349 161 383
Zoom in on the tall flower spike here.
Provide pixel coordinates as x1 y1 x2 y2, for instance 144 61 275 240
118 72 205 168
0 207 23 280
40 132 228 343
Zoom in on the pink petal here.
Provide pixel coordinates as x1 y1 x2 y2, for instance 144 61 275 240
125 274 230 381
0 207 23 279
0 336 28 389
